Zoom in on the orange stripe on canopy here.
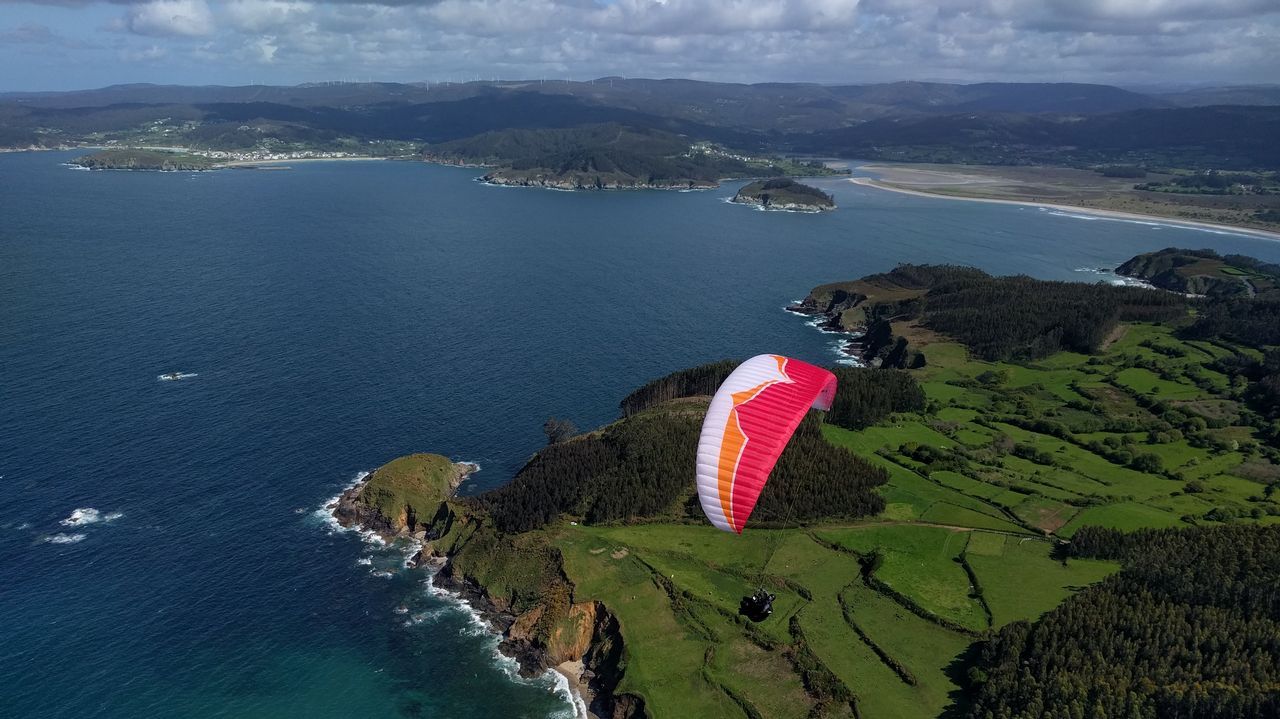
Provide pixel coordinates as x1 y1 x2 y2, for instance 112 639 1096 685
696 355 837 533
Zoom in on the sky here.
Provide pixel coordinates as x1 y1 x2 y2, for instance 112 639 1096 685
0 0 1278 91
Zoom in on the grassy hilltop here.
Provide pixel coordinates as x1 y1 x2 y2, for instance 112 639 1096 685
335 453 473 538
368 252 1280 718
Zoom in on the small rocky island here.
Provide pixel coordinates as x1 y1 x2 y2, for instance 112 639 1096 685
332 453 476 540
72 148 215 171
732 178 835 212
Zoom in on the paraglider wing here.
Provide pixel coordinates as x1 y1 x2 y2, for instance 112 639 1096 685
696 354 837 533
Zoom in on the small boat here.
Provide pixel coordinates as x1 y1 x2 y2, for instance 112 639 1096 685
157 372 196 381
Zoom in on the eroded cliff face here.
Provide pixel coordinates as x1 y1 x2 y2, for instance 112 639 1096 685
332 483 405 538
581 608 645 719
507 600 598 665
425 506 645 717
789 287 867 326
335 459 644 716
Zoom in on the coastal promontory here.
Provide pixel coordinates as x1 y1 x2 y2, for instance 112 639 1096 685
1115 247 1279 298
332 453 476 540
731 178 835 211
72 148 215 171
421 124 846 191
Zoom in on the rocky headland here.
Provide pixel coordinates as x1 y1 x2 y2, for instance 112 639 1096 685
71 149 215 171
787 269 931 367
331 452 637 718
331 453 476 540
1115 247 1278 299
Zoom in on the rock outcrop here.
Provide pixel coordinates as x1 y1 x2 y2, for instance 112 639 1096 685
332 454 476 540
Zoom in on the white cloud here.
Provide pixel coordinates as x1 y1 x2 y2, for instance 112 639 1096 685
226 0 313 32
120 43 168 60
126 0 215 37
7 0 1280 85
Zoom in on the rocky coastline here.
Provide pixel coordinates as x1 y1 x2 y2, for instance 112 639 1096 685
330 454 641 718
425 563 639 719
785 293 870 364
332 458 476 540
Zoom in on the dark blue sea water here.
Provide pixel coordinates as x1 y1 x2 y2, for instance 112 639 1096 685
2 152 1278 719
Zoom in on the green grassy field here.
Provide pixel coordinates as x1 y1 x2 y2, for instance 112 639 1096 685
965 535 1119 625
815 525 989 631
509 323 1276 718
557 523 990 718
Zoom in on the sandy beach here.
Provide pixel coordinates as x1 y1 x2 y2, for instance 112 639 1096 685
552 660 595 719
219 156 393 168
850 176 1280 241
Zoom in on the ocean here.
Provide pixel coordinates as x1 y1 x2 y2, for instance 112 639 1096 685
2 152 1277 719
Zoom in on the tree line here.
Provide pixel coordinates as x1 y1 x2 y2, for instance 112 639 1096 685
964 525 1280 719
918 274 1186 361
474 404 888 533
477 360 919 533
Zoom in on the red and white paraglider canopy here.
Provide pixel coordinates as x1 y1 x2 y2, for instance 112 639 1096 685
695 354 837 534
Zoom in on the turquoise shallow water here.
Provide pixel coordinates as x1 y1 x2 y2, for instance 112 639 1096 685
2 152 1277 719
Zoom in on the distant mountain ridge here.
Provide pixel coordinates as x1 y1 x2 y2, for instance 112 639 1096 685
1 78 1257 121
4 79 1278 172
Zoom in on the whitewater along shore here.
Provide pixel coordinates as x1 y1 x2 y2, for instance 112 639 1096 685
329 454 626 719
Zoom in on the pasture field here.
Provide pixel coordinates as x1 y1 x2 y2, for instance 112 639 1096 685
539 323 1276 718
965 535 1120 625
815 525 988 631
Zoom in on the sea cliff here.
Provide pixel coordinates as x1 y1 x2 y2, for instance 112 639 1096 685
332 453 476 540
332 455 640 718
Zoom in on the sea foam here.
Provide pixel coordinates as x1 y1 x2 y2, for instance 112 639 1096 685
60 508 123 527
316 463 584 718
43 533 87 544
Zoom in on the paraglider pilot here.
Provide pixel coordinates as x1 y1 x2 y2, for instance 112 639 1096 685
739 587 775 622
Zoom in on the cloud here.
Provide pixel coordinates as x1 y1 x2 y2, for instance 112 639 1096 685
3 0 1279 86
226 0 313 32
120 42 168 60
126 0 214 37
0 22 99 48
0 23 62 43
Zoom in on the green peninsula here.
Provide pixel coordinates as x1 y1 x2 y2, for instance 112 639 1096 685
339 252 1280 718
333 453 476 539
72 148 215 171
423 124 845 191
1116 247 1280 298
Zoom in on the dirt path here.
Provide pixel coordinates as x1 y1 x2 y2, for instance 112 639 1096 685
1100 324 1130 351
